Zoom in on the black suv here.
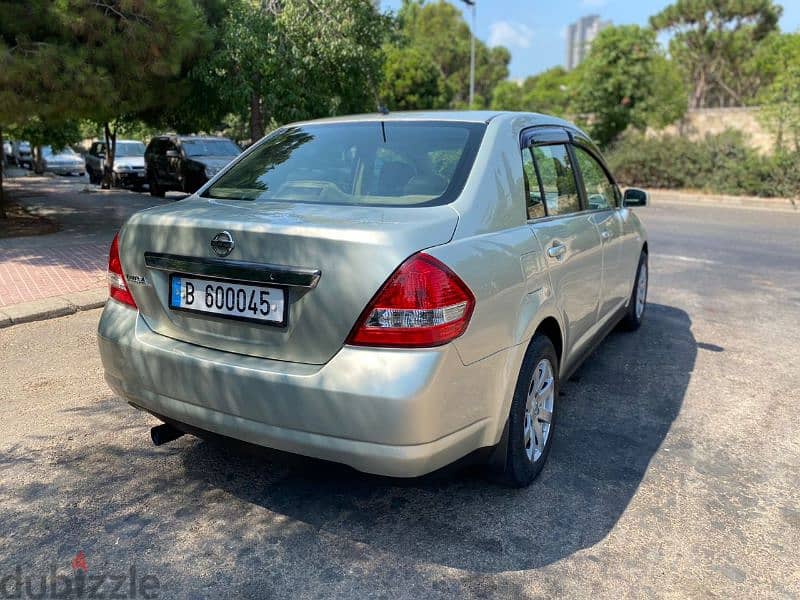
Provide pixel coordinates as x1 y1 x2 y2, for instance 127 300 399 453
144 135 241 197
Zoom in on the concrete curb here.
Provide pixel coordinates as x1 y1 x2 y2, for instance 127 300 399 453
648 189 798 213
0 287 106 329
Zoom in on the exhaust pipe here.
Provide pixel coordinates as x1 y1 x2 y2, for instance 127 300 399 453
150 423 185 446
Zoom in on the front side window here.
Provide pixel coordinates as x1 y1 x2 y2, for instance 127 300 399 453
203 122 485 207
573 146 617 210
532 144 580 216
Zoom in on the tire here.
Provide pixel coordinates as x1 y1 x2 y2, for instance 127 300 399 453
149 176 165 198
620 251 648 331
497 334 559 488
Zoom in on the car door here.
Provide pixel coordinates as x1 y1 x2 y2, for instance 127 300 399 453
571 144 629 321
524 132 604 364
163 140 182 187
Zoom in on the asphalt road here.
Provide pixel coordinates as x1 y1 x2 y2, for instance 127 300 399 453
0 202 798 598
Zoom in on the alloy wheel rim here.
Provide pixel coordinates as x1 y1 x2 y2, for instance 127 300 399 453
636 262 648 319
524 359 555 463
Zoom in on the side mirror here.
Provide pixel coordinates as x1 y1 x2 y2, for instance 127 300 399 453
165 150 180 158
623 188 649 207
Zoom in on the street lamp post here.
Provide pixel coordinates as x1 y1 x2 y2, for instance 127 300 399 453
461 0 476 109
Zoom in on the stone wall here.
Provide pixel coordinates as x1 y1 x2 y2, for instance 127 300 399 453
654 107 775 154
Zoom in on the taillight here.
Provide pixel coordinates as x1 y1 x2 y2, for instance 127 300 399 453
107 233 137 308
347 253 475 348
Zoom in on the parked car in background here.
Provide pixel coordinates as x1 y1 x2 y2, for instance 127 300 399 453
145 135 241 197
41 145 85 176
86 140 147 189
12 141 33 168
99 111 650 487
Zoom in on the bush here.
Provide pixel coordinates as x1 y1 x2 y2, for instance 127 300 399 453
606 129 800 198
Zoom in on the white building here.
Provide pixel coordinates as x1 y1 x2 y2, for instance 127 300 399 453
565 15 611 70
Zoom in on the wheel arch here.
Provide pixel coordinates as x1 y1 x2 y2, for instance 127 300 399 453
533 316 563 369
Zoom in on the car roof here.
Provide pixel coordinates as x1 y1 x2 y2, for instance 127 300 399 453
176 135 232 142
290 110 572 127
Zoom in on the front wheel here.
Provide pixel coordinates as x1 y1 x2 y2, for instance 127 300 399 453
620 251 648 331
497 334 559 487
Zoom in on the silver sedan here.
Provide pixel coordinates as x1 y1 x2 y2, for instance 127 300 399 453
42 145 85 176
98 111 649 487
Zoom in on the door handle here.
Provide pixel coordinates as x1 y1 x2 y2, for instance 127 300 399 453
547 243 567 259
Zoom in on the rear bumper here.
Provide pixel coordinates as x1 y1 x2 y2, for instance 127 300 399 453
98 300 516 477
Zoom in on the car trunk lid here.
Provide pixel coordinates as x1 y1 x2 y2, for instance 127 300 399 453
119 198 459 364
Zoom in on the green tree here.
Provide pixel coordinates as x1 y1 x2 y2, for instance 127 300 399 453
0 0 105 216
192 0 388 143
65 1 210 187
0 0 210 198
750 33 800 152
572 25 686 146
397 0 510 108
650 0 782 108
380 45 449 110
492 67 575 116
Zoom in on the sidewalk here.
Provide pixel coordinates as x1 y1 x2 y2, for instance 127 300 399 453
0 174 173 327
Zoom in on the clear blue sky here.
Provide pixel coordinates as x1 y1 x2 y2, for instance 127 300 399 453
381 0 800 80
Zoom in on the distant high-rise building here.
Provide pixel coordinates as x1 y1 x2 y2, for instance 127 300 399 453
565 15 611 70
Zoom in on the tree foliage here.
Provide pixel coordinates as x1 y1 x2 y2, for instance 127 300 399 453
491 67 575 116
395 0 509 109
572 25 687 146
0 0 210 188
750 33 800 152
650 0 782 108
190 0 388 142
380 45 449 111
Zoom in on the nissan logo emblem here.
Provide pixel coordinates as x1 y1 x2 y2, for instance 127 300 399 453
210 231 235 257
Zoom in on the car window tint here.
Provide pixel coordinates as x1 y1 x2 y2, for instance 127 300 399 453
521 148 545 219
532 144 580 216
573 146 616 210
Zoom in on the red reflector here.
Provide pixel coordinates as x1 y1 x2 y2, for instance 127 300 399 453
107 233 137 308
347 253 475 348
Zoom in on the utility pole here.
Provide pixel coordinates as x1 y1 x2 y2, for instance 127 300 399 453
461 0 476 109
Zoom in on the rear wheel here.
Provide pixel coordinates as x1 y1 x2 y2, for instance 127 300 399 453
149 175 165 198
497 334 558 487
620 251 648 331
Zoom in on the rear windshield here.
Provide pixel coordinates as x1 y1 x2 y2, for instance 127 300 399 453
202 121 486 207
183 139 240 157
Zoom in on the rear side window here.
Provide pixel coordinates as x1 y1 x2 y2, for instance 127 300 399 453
532 144 580 216
521 148 545 219
203 121 486 207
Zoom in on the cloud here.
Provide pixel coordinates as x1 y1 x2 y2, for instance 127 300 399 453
488 21 534 49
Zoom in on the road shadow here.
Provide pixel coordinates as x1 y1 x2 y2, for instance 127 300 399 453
169 302 697 572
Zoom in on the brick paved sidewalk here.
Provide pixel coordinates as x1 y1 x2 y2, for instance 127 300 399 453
0 175 171 311
0 242 108 307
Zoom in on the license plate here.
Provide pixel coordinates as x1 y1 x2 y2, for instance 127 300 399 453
169 275 287 326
